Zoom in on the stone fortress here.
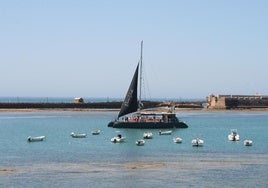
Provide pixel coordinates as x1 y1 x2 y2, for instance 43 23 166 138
206 94 268 109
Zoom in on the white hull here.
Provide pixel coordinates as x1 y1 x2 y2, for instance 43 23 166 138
111 137 125 143
228 134 240 141
192 138 204 147
228 130 240 141
27 136 45 142
143 132 153 139
159 130 172 135
244 139 253 146
111 134 125 143
136 139 145 146
91 130 101 135
70 132 87 138
173 137 182 143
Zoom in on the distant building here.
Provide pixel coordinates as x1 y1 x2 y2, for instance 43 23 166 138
206 94 268 109
73 97 84 103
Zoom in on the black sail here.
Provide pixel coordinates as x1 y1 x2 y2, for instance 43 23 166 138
118 64 139 118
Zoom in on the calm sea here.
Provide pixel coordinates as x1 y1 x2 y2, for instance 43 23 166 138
0 110 268 188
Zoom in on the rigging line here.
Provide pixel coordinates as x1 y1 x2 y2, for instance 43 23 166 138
141 63 152 101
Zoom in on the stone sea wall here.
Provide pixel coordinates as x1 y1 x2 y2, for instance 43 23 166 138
0 101 203 109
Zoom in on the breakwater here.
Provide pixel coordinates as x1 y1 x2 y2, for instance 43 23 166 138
0 101 203 109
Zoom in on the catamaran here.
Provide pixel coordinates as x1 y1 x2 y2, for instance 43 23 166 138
108 41 188 129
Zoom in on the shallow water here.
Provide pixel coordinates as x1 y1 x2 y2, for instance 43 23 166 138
0 111 268 187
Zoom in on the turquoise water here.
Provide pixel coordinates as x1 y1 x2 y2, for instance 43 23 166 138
0 111 268 187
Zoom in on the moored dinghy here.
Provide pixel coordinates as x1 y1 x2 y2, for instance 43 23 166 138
70 132 87 138
27 136 45 142
91 130 101 135
159 130 172 135
244 139 253 146
111 134 126 143
228 129 240 141
173 137 182 143
192 138 204 147
143 132 153 139
136 139 145 146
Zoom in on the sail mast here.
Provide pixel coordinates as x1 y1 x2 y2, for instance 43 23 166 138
139 41 143 109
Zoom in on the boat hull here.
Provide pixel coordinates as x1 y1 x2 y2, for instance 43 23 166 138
173 137 182 143
70 132 87 138
228 134 240 141
143 132 153 139
192 139 204 147
136 140 145 146
27 136 45 142
91 130 100 135
108 121 188 129
244 140 253 146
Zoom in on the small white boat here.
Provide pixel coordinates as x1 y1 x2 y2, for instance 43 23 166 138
136 139 145 146
143 132 153 139
91 130 101 135
27 136 45 142
70 132 87 138
228 129 240 141
192 138 204 147
173 137 183 143
159 130 172 135
244 139 253 146
111 134 126 143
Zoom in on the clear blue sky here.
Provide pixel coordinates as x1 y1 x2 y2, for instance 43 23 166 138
1 0 267 99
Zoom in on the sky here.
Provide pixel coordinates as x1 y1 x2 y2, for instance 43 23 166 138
1 0 268 100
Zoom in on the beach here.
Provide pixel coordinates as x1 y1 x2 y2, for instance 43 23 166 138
1 153 268 187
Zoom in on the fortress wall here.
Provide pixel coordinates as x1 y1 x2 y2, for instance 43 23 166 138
207 94 268 109
206 95 226 109
225 97 268 109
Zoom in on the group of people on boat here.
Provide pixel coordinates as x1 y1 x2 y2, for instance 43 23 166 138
123 115 162 123
121 113 178 123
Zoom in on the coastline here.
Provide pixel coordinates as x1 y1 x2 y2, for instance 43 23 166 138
1 107 268 113
0 108 120 113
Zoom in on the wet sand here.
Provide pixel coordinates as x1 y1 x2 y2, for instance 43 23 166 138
2 153 268 175
0 168 17 174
